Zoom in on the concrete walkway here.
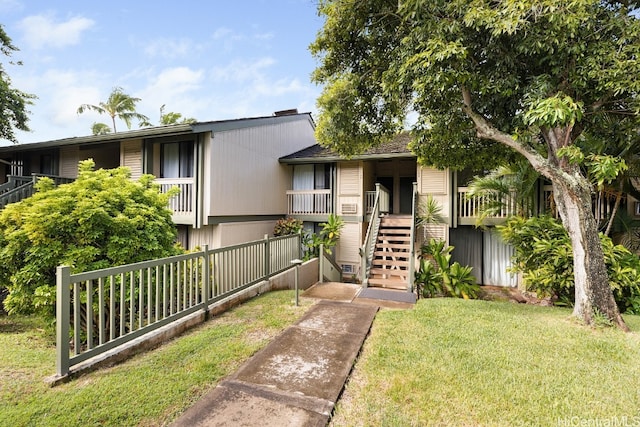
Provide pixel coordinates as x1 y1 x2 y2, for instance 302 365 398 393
170 300 379 427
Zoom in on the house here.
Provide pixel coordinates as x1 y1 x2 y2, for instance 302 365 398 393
280 133 538 289
0 110 316 249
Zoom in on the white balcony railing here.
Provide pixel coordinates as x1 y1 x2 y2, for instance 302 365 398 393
286 189 333 216
457 186 523 220
155 178 195 223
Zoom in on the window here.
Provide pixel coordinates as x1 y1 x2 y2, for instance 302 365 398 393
161 141 193 178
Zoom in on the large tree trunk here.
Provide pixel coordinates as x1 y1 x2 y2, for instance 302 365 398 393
552 176 629 331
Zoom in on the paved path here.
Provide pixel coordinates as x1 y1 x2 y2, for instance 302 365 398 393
170 300 379 427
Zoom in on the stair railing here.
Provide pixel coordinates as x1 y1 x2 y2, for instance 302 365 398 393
0 174 74 210
360 183 389 287
407 182 418 292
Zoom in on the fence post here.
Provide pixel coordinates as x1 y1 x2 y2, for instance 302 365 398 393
264 234 271 280
319 243 324 283
202 245 210 317
56 265 71 377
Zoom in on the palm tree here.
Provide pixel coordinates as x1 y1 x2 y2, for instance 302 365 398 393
140 104 196 127
77 87 149 133
91 122 111 135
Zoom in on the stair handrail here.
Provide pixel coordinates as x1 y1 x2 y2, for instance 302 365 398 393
0 174 74 209
407 182 418 292
360 183 389 286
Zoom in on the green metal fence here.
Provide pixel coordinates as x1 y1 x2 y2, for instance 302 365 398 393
55 233 301 377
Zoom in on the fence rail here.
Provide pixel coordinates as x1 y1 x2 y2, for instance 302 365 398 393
56 233 301 377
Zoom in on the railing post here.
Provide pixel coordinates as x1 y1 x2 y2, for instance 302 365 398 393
319 243 324 283
264 234 271 279
408 182 418 293
202 245 210 316
56 265 71 377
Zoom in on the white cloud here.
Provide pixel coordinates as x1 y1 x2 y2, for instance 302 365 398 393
141 37 194 59
17 14 94 49
210 57 276 83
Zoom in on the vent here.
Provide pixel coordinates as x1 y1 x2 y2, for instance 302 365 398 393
341 203 357 214
341 264 354 273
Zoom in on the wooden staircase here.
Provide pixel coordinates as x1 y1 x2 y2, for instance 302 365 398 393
367 214 412 290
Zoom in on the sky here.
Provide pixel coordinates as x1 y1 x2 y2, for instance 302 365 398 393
0 0 325 146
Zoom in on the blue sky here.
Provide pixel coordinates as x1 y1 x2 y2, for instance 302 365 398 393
0 0 324 145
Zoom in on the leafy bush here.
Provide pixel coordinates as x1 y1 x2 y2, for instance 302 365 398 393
302 213 344 260
415 239 479 299
273 217 303 237
0 160 183 318
499 215 640 313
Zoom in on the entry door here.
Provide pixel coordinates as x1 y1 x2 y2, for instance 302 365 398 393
399 177 414 214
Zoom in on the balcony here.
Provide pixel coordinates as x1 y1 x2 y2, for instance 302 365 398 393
286 189 333 218
155 177 195 225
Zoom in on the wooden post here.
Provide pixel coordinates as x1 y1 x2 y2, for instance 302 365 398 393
56 266 71 377
319 243 324 283
264 234 271 279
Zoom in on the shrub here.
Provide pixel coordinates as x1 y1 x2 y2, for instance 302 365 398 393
499 215 640 313
273 217 303 237
302 214 344 260
0 160 183 319
415 239 479 299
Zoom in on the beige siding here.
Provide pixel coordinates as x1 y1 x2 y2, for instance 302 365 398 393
186 221 277 250
121 139 143 179
336 222 361 269
337 162 362 216
59 146 80 178
206 119 315 217
419 166 448 194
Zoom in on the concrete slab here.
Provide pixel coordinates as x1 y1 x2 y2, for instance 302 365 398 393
301 282 360 302
170 300 378 427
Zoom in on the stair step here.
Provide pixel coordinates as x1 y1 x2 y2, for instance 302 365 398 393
378 228 411 235
370 267 408 277
372 261 409 269
380 219 412 227
375 243 412 250
377 235 411 242
373 251 410 259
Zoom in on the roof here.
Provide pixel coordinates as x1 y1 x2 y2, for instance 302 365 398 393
0 112 314 154
279 132 414 164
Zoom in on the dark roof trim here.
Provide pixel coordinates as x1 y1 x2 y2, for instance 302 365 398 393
0 112 314 154
280 151 415 164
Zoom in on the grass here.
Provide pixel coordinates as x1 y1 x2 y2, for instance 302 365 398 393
0 290 314 426
330 298 640 426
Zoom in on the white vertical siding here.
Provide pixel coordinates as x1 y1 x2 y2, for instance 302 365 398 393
337 162 362 216
121 139 143 179
418 166 451 225
206 118 315 217
59 146 80 178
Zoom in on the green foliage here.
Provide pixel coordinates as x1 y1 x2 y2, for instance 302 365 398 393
0 25 35 143
273 217 303 237
301 214 345 260
0 160 183 318
499 216 640 313
415 239 479 299
77 86 150 133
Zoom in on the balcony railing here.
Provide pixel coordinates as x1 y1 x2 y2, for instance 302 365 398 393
457 186 526 220
286 189 333 216
155 178 195 224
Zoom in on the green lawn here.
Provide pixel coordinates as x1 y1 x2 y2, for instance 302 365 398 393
0 290 313 427
330 298 640 427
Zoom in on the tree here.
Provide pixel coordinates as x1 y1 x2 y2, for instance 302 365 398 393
0 25 35 143
91 122 111 135
140 104 196 127
311 0 640 329
77 87 149 133
0 160 182 318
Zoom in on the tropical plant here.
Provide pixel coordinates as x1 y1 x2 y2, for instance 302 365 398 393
91 122 111 135
301 214 344 260
0 160 183 319
273 217 303 237
415 239 479 299
416 194 446 240
0 25 35 143
140 104 197 127
77 87 149 133
499 215 640 313
310 0 640 329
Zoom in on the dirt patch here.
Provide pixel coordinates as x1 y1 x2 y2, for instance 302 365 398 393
477 285 554 306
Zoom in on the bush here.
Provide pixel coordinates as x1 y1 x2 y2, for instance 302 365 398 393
415 239 479 299
499 215 640 313
302 214 344 260
0 160 183 318
273 217 303 236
